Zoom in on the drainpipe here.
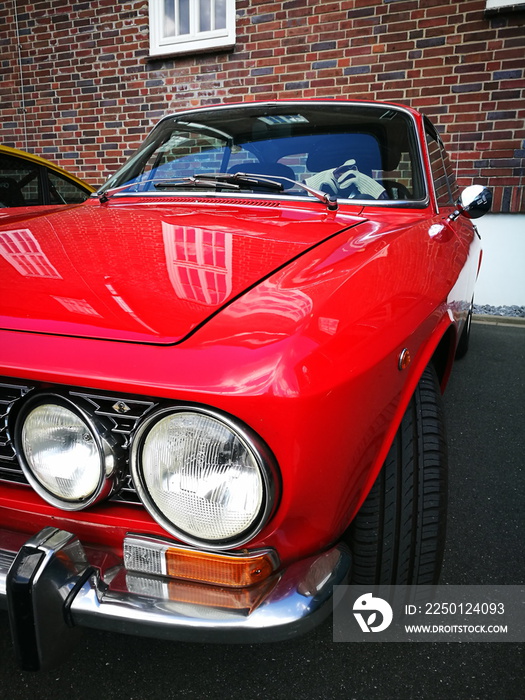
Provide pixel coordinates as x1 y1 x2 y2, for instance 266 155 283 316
13 0 29 151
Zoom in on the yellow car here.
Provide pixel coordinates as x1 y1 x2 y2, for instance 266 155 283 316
0 145 94 208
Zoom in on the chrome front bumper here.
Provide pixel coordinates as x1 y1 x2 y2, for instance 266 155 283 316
0 527 350 671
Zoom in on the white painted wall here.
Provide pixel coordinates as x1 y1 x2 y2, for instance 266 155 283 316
473 214 525 307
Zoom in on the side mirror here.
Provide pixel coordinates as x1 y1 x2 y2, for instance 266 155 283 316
449 185 492 222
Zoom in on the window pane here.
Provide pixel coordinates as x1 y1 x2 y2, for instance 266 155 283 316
0 154 40 206
215 0 226 29
163 0 175 37
442 148 459 202
48 170 90 204
200 0 211 32
426 136 452 206
19 174 42 206
179 0 190 35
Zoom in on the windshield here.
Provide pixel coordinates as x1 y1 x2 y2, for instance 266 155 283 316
101 102 426 204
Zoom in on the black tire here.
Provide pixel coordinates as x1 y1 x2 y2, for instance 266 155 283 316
349 365 447 585
455 302 472 359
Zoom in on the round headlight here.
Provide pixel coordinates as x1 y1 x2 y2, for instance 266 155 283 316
131 409 275 548
16 397 116 510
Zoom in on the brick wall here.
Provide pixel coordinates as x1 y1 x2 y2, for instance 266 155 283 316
1 0 523 212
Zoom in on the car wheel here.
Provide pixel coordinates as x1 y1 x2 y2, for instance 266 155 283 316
455 301 473 359
349 364 447 585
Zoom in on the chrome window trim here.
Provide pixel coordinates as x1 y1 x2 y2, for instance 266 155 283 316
91 190 431 210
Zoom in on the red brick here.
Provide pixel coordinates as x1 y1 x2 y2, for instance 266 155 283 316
0 0 522 211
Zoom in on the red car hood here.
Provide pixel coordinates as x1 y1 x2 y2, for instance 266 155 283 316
0 199 365 344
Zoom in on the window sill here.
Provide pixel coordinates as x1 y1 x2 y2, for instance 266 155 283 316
485 0 525 14
149 41 235 59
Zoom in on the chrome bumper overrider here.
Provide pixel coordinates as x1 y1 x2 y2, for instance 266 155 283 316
0 527 350 671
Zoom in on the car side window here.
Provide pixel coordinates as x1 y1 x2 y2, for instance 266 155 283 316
0 154 42 207
425 131 453 207
441 147 459 204
47 170 91 204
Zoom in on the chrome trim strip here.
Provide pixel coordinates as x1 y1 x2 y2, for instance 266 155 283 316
91 190 430 210
0 550 16 602
155 98 419 124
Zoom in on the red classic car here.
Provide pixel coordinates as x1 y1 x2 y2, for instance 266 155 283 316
0 101 490 670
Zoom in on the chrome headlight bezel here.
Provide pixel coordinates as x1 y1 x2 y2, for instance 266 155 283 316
130 406 278 550
13 393 120 511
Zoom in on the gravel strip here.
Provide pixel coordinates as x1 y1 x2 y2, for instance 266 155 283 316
474 304 525 318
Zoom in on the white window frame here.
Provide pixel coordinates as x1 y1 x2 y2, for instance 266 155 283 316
149 0 236 58
485 0 525 10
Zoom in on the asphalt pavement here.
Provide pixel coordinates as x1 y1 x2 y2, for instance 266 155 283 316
1 321 523 700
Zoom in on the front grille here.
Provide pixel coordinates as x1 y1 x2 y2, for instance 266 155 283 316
0 379 32 483
0 377 160 504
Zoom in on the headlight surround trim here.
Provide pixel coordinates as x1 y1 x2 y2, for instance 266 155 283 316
130 405 278 550
13 392 120 510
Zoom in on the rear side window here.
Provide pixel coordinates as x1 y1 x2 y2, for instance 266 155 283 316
426 133 452 206
0 154 90 207
48 170 90 204
0 154 42 207
441 147 459 203
425 120 459 208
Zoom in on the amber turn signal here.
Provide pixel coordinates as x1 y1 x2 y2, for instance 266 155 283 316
165 546 276 587
124 534 279 588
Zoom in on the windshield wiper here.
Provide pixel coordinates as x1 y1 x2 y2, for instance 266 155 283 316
98 173 282 203
98 176 237 203
155 172 284 192
98 171 338 210
154 176 240 191
227 172 338 210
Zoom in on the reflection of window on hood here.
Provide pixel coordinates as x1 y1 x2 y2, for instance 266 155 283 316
162 222 232 305
0 228 62 279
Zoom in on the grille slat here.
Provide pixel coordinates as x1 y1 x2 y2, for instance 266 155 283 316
0 378 159 505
